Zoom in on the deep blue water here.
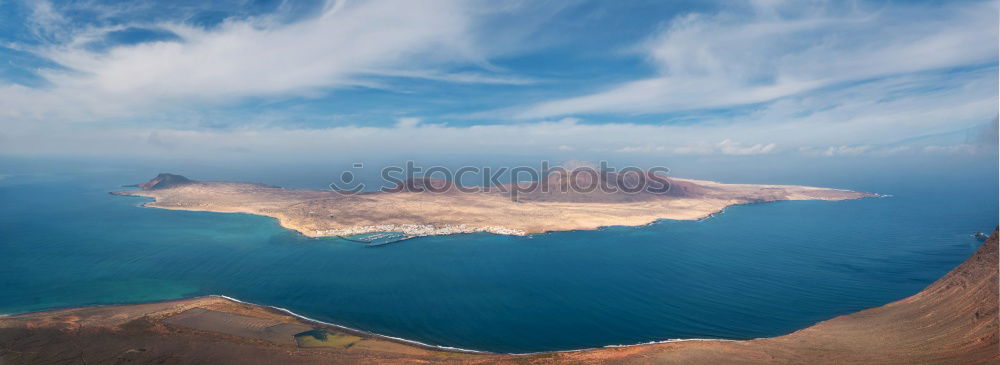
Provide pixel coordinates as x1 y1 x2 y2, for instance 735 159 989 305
0 172 995 353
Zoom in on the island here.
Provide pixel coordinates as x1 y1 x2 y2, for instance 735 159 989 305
1 230 994 364
112 170 873 241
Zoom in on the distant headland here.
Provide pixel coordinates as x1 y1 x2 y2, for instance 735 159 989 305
113 170 874 240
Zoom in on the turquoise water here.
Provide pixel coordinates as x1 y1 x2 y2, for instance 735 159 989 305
0 172 995 353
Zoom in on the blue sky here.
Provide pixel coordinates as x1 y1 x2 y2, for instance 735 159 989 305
0 0 996 169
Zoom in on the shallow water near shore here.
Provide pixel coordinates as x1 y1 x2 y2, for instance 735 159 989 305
0 172 996 353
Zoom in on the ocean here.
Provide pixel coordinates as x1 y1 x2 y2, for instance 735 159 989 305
0 170 995 353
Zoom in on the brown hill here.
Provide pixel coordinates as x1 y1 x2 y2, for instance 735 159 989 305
138 173 194 190
509 167 707 202
381 168 704 202
382 177 459 193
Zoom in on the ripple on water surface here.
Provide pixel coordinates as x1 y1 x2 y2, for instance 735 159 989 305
0 175 995 353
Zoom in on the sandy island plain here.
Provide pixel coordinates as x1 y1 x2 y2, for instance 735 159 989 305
112 172 874 239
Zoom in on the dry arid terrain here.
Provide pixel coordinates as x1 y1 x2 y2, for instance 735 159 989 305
113 172 872 239
1 230 995 364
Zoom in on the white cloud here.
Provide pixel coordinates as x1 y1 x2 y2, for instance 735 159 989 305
0 0 996 163
2 58 993 162
395 117 422 128
616 145 669 154
0 114 992 163
0 0 518 122
716 139 776 155
821 145 871 156
618 139 777 155
514 0 998 119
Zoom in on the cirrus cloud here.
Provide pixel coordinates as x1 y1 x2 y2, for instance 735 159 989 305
0 0 523 122
513 0 998 119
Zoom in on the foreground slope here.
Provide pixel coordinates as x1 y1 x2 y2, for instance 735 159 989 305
114 173 871 238
1 230 995 364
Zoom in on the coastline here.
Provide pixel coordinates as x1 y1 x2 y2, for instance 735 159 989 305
2 229 995 364
112 174 875 240
117 188 869 244
0 293 743 355
212 294 490 354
